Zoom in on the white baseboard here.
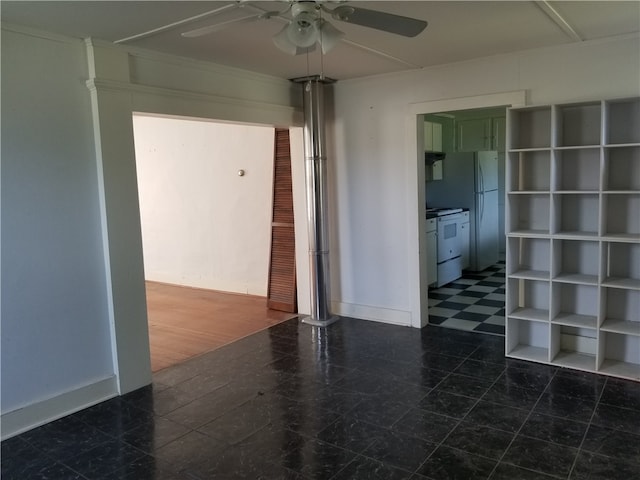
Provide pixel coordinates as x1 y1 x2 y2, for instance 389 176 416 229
332 301 413 327
1 376 118 440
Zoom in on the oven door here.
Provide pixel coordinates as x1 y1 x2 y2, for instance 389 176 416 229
437 213 462 262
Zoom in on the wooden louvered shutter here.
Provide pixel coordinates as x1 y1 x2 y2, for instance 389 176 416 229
267 129 297 312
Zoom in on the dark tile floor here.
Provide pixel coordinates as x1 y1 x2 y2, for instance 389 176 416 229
429 261 506 335
3 317 640 479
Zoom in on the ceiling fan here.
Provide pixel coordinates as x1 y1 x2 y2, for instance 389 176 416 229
181 1 428 55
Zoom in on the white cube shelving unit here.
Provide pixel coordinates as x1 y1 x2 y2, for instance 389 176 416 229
506 97 640 381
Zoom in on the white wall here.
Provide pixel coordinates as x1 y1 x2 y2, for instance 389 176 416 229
1 26 302 439
133 115 275 296
4 18 637 437
1 28 115 426
329 35 640 327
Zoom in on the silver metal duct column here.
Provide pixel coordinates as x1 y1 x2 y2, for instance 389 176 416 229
296 76 339 327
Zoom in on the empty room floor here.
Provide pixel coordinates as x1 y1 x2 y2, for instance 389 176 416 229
3 317 639 479
146 281 297 371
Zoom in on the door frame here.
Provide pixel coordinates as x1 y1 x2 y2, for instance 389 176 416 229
86 41 307 394
406 91 526 328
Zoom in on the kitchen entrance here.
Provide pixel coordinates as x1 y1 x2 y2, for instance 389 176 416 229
422 106 508 335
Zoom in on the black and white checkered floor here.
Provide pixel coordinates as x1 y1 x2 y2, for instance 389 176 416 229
428 260 506 335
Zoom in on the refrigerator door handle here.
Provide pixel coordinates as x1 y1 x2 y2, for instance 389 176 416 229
478 162 484 193
480 192 484 223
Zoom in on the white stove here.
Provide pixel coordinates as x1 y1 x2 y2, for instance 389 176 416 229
426 207 464 287
426 207 463 218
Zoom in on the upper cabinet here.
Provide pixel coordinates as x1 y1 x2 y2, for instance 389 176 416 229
424 121 443 152
424 115 455 152
455 111 506 152
457 118 492 151
424 115 454 182
492 117 506 151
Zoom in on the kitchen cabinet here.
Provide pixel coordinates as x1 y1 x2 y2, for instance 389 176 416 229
424 121 443 152
492 117 506 151
425 121 444 181
460 211 470 270
456 115 506 152
426 218 437 286
457 118 491 151
505 97 640 381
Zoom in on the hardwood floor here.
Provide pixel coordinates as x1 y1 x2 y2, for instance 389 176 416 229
145 281 297 372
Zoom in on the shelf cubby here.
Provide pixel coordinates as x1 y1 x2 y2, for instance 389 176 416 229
507 278 550 322
556 102 601 147
603 242 640 290
506 318 549 363
598 332 640 380
507 237 550 280
551 239 599 284
508 107 552 150
507 193 550 235
600 288 640 336
603 146 640 191
553 148 600 192
550 283 599 329
507 97 639 381
552 193 600 238
508 150 551 192
551 324 597 371
603 193 640 239
605 98 640 145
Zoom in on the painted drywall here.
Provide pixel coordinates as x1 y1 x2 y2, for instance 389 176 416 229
133 115 275 296
90 38 306 399
86 38 302 398
3 17 638 436
329 35 640 325
1 29 114 417
1 26 303 438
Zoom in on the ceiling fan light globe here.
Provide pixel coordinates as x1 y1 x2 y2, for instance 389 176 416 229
318 20 344 54
273 24 299 55
286 18 318 48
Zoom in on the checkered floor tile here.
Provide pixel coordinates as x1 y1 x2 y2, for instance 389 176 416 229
428 260 505 336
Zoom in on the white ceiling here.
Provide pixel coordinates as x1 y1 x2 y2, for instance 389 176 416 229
2 1 639 80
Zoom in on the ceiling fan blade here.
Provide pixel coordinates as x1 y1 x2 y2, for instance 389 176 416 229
331 5 427 37
116 1 253 43
181 14 261 37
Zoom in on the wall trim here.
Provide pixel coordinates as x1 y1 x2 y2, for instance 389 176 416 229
86 78 301 123
406 90 526 329
84 37 291 88
127 45 292 89
83 39 306 402
333 301 412 327
408 90 527 115
1 376 118 441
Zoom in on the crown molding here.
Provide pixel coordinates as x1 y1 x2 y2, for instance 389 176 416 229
86 78 300 119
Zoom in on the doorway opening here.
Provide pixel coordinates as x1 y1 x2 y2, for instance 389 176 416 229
424 107 507 336
412 91 526 334
132 114 297 371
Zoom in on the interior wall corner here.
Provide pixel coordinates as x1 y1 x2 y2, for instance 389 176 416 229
86 60 151 395
85 37 131 83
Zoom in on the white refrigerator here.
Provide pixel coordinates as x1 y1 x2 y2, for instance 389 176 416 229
426 151 500 271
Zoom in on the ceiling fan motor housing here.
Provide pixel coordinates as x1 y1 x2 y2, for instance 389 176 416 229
287 2 321 48
292 2 320 24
